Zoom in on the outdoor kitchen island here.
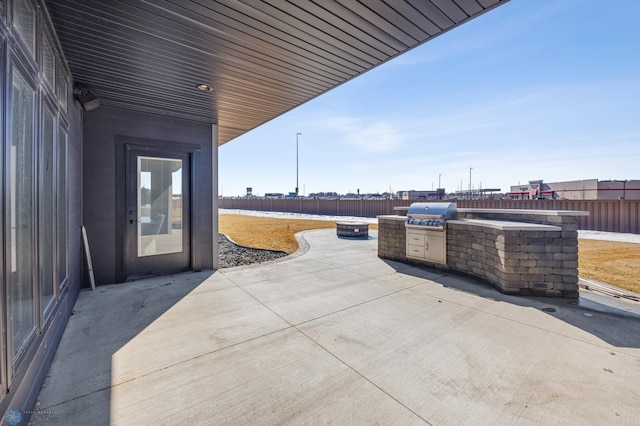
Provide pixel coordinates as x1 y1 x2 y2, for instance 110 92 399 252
378 207 589 298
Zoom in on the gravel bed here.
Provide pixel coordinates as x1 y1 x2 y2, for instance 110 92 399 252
218 234 288 268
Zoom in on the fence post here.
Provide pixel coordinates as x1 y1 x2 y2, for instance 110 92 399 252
619 198 626 233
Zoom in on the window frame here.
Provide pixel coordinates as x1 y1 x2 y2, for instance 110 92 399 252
11 0 37 59
6 53 39 373
56 123 69 293
39 96 57 320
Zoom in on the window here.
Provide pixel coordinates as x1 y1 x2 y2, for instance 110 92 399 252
56 58 67 111
137 157 184 257
42 35 55 89
57 127 68 288
4 2 72 384
10 67 36 360
0 37 4 395
13 0 36 56
40 106 55 314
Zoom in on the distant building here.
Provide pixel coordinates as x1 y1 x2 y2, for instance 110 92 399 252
264 193 285 199
308 192 338 199
508 179 640 200
451 188 501 200
397 189 445 200
341 193 361 199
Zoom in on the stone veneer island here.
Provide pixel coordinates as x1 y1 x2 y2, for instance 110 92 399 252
378 208 589 298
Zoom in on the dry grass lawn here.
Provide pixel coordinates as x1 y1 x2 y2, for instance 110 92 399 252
219 214 638 294
219 214 378 253
578 239 640 294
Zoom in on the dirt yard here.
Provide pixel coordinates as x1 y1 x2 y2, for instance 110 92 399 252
219 214 639 294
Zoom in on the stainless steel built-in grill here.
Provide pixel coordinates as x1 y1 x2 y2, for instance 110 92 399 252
405 202 457 230
405 202 457 264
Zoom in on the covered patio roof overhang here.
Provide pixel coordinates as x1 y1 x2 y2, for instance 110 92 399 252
45 0 509 270
45 0 509 145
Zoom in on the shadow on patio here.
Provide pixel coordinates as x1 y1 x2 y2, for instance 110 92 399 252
33 271 216 425
382 259 640 349
33 229 640 425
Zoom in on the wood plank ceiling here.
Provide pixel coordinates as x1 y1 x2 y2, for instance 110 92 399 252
45 0 509 145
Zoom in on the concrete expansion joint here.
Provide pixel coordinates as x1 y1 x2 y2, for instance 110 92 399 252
240 267 441 424
293 325 433 425
32 384 113 414
293 280 431 329
121 323 296 387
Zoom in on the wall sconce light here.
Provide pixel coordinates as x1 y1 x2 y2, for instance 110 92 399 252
73 85 100 111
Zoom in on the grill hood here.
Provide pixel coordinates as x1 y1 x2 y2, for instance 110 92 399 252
406 202 458 219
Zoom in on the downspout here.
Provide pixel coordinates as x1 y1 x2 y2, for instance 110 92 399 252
212 124 219 269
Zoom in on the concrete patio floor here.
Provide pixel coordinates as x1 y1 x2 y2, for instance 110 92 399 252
33 229 640 425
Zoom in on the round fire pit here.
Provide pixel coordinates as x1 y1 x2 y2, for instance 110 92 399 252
336 222 369 239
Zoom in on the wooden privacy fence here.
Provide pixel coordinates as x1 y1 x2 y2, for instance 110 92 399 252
219 198 640 234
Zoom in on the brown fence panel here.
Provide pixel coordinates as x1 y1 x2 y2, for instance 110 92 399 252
455 199 640 233
623 199 639 233
218 198 640 234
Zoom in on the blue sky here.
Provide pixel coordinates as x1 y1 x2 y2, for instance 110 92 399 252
219 0 640 197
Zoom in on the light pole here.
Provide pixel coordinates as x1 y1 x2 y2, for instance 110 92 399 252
469 167 473 200
296 132 301 197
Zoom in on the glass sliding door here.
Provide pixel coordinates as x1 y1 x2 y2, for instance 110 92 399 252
9 67 36 362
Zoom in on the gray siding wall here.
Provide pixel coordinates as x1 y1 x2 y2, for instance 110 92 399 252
83 106 213 285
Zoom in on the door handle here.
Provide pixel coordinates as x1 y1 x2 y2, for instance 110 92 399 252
130 219 136 224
